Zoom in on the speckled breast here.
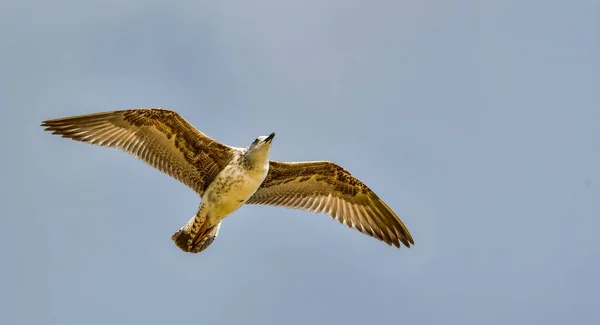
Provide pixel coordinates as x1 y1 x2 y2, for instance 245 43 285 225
203 165 268 218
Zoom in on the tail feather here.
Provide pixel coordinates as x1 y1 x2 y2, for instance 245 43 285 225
172 222 221 254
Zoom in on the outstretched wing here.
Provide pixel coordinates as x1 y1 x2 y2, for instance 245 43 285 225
246 161 414 248
41 108 234 195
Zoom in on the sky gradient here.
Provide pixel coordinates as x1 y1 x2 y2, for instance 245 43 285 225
1 1 599 324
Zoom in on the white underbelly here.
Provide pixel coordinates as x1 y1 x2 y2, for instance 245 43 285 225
203 166 267 219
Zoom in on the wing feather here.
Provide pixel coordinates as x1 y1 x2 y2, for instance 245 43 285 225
247 161 414 248
41 108 234 195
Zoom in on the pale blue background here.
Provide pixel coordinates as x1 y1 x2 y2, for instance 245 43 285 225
1 1 599 324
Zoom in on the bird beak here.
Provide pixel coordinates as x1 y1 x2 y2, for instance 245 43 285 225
264 132 275 143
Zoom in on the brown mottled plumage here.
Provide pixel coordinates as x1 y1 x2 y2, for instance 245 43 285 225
247 161 414 248
41 108 414 254
41 108 233 195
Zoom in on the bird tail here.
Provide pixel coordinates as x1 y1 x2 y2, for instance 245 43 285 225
172 221 221 254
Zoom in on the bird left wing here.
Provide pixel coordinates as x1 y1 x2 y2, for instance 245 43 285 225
246 160 414 248
41 108 234 195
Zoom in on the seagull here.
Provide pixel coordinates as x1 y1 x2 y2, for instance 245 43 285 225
41 108 414 253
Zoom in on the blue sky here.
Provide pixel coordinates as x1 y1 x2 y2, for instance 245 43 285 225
1 1 599 324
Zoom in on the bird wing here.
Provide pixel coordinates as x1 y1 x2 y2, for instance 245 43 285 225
41 108 234 195
246 160 414 248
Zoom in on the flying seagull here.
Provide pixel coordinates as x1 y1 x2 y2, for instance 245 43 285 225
41 108 414 253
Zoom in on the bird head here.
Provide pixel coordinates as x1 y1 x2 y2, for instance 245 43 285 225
249 132 275 150
245 132 275 165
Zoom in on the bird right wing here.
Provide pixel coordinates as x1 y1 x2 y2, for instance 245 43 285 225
246 160 414 248
41 108 234 195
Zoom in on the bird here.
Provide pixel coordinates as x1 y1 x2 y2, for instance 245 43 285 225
41 108 414 254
